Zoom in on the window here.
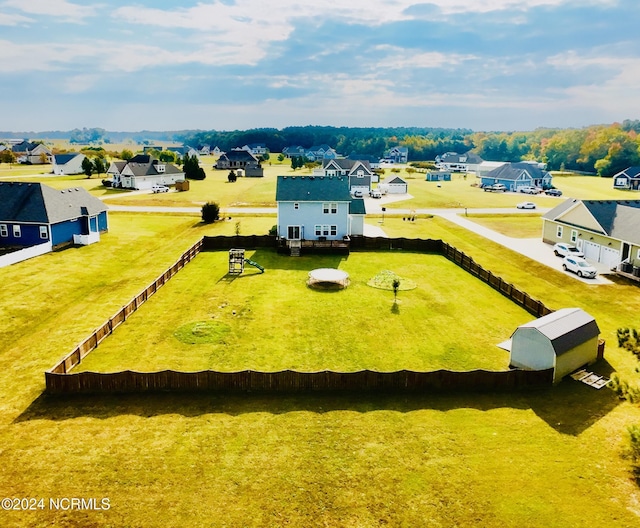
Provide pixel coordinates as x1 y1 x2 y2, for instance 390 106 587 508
637 248 640 260
556 225 563 238
39 226 48 239
315 225 333 236
315 225 322 236
322 203 337 214
570 230 577 243
294 203 299 210
13 225 21 238
331 225 337 236
0 224 7 237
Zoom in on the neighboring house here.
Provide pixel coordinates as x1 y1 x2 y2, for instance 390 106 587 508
435 151 483 172
282 145 306 158
475 160 507 178
275 175 365 255
198 145 211 155
508 308 601 384
0 181 108 249
242 143 268 156
211 146 224 156
385 146 409 164
317 159 375 194
215 149 261 170
542 198 640 270
481 162 552 191
107 155 184 190
348 153 381 170
167 146 199 159
612 167 640 191
52 153 86 175
305 145 338 161
379 175 408 194
12 141 53 164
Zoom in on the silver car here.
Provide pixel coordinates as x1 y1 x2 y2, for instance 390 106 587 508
553 243 584 258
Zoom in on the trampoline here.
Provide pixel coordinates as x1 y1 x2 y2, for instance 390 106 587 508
307 268 350 289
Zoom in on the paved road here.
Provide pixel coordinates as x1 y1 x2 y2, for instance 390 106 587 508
103 192 611 284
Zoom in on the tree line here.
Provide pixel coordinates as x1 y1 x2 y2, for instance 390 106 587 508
177 120 640 176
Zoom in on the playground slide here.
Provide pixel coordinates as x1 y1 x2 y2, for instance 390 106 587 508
244 259 265 273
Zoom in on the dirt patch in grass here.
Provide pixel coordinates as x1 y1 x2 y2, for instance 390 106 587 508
174 320 231 344
367 270 417 291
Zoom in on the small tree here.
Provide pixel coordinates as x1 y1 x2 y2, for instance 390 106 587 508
93 157 106 176
392 278 400 301
184 154 206 180
0 150 16 166
201 201 220 223
235 221 241 235
120 149 134 160
228 170 237 182
277 154 285 162
81 156 94 178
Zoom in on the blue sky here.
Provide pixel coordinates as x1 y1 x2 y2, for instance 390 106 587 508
1 0 639 132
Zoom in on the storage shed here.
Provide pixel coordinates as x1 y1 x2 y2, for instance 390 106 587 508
509 308 601 384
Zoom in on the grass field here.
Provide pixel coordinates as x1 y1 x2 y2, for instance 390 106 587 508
2 208 640 526
464 213 544 238
77 251 532 373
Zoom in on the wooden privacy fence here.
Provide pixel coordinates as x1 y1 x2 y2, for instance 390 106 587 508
48 238 204 374
46 235 555 393
45 368 554 394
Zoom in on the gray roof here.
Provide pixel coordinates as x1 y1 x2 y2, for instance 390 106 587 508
124 157 183 177
382 175 407 185
543 199 640 245
0 182 108 224
219 150 259 162
485 162 549 181
323 158 373 174
516 308 599 357
276 175 351 202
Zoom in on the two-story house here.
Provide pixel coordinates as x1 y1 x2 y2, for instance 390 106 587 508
107 155 184 190
316 159 376 195
275 175 366 256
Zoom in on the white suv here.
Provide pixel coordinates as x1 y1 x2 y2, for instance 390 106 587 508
553 243 584 258
562 256 597 278
152 184 169 193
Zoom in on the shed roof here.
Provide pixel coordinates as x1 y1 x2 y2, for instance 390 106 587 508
515 308 599 356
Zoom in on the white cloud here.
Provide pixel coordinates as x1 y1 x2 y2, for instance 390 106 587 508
2 0 97 22
0 12 33 25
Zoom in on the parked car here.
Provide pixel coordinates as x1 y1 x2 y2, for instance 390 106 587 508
562 256 597 278
352 190 364 198
483 183 507 192
518 186 539 194
151 184 169 193
516 201 536 209
553 242 584 258
370 189 382 199
545 188 563 196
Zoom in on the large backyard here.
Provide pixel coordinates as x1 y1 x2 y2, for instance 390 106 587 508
2 213 640 527
76 250 533 373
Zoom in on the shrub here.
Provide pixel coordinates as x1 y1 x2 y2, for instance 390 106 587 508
201 202 220 223
268 225 277 236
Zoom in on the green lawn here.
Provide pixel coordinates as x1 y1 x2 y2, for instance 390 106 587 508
2 213 640 527
77 251 531 373
464 213 544 238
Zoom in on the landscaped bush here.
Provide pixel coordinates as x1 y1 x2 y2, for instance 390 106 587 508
201 202 220 223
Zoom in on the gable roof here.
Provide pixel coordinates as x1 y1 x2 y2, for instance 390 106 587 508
323 158 373 174
53 153 83 165
382 175 407 185
614 166 640 179
219 150 259 162
11 140 36 152
544 199 640 245
514 308 599 357
349 198 366 215
122 156 183 177
485 161 549 181
276 176 351 202
0 182 107 224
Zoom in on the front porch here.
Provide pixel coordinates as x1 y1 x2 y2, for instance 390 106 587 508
616 261 640 283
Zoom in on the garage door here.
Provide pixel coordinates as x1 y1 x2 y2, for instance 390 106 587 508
583 241 600 261
601 246 620 268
